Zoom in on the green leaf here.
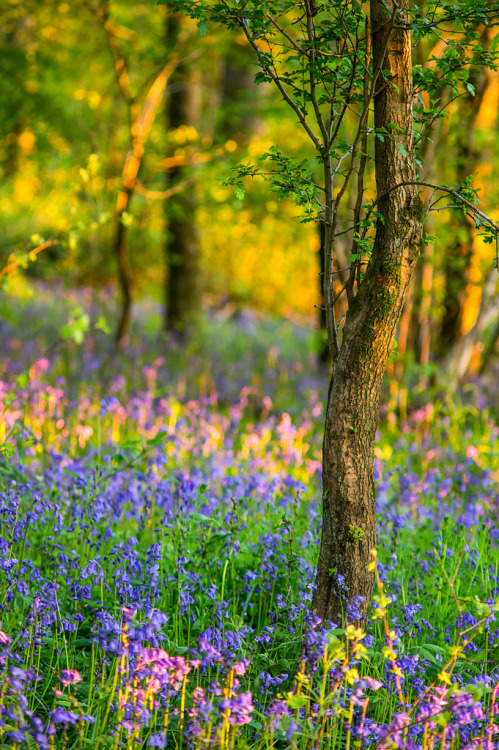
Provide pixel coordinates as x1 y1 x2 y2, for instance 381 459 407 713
397 143 407 158
61 307 90 345
146 431 168 447
95 316 110 334
287 695 308 709
0 442 15 457
465 651 487 663
235 186 245 201
197 20 209 37
16 373 29 388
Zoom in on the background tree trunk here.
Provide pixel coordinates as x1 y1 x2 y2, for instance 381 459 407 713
114 189 134 346
98 2 177 346
218 44 260 141
313 0 423 624
443 267 499 381
165 14 202 338
438 46 490 357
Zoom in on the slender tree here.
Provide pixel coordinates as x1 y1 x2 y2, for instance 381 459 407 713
93 0 178 345
165 0 499 622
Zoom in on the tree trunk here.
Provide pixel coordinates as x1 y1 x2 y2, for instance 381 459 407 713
165 15 202 338
218 45 261 141
114 190 134 346
100 0 177 347
394 275 414 381
313 0 423 624
418 241 434 369
317 220 329 364
4 119 25 178
438 46 490 357
443 267 499 382
165 185 201 337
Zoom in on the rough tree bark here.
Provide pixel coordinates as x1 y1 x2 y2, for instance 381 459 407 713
312 0 424 624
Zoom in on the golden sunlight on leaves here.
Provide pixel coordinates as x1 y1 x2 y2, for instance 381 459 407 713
18 130 36 153
461 275 484 333
14 176 41 205
477 73 499 129
88 91 102 109
169 125 199 144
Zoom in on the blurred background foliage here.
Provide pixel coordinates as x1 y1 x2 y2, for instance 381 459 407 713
1 0 499 402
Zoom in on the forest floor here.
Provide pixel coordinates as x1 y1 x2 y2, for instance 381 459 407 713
0 289 498 749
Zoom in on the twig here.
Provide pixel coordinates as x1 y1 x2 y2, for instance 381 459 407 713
134 178 192 201
0 238 59 279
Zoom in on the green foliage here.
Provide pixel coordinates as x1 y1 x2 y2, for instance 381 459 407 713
348 524 365 540
94 315 111 334
224 147 321 222
61 306 90 345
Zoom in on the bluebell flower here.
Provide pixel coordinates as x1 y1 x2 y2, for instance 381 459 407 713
147 731 167 747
